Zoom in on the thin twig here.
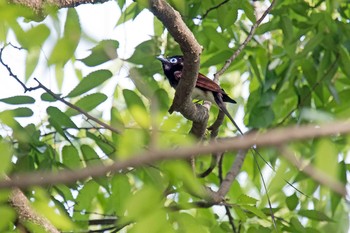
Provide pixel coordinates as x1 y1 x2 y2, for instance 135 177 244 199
34 78 121 134
214 0 276 80
278 54 340 125
0 46 122 134
218 153 237 233
201 0 230 20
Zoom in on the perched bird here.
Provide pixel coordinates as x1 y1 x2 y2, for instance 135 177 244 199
157 55 242 134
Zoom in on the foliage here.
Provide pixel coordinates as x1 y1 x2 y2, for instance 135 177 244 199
0 0 349 232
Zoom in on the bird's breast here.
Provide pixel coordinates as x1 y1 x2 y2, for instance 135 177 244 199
191 87 216 104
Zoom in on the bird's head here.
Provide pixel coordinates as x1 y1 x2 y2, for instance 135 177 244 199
156 55 184 72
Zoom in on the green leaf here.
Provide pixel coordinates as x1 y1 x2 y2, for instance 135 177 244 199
0 141 12 174
86 131 115 157
81 144 103 166
41 93 59 102
280 15 294 44
65 93 108 116
0 107 34 118
47 106 77 128
248 106 275 128
315 139 338 181
49 9 81 65
0 205 16 231
237 194 258 205
241 205 267 219
16 24 50 49
203 26 229 50
339 45 350 78
286 193 299 210
0 95 35 105
66 70 113 98
25 47 41 80
233 206 248 221
79 40 119 67
62 145 82 169
123 89 150 128
241 0 256 23
217 1 238 29
116 2 140 26
73 180 99 221
111 175 131 215
290 217 306 233
298 209 333 221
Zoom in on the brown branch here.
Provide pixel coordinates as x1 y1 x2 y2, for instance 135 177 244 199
9 185 60 233
217 150 247 197
149 0 206 139
10 0 110 12
1 120 349 196
279 146 345 197
0 45 122 134
33 78 122 134
214 0 276 80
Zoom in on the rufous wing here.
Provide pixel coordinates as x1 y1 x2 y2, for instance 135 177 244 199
173 71 225 94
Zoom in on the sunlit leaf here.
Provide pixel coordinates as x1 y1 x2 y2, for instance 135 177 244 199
49 9 81 65
315 139 338 181
123 89 150 128
25 47 40 80
62 145 82 169
0 141 12 174
298 209 333 221
65 93 107 116
79 40 118 67
66 70 113 98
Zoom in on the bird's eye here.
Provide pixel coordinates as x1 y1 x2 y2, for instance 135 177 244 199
169 58 177 63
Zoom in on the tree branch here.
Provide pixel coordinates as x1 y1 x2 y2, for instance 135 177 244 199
217 150 247 197
149 0 206 138
10 0 110 12
279 146 345 196
9 185 60 233
214 0 276 80
0 120 349 196
0 45 122 134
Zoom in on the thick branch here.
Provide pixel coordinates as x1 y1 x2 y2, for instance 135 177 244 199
10 187 60 233
0 120 349 196
149 0 206 138
11 0 110 12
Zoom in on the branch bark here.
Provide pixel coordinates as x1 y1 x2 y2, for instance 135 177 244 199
8 180 60 233
149 0 206 138
11 0 110 12
1 120 349 196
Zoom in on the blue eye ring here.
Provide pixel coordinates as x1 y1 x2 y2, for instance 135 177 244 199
169 58 177 63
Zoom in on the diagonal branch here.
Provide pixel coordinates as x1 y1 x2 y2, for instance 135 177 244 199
214 0 276 80
33 78 122 134
217 149 247 197
0 45 122 134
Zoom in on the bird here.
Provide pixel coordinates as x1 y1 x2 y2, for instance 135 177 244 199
157 55 243 134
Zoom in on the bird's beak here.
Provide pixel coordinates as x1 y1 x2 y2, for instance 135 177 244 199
156 55 169 63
